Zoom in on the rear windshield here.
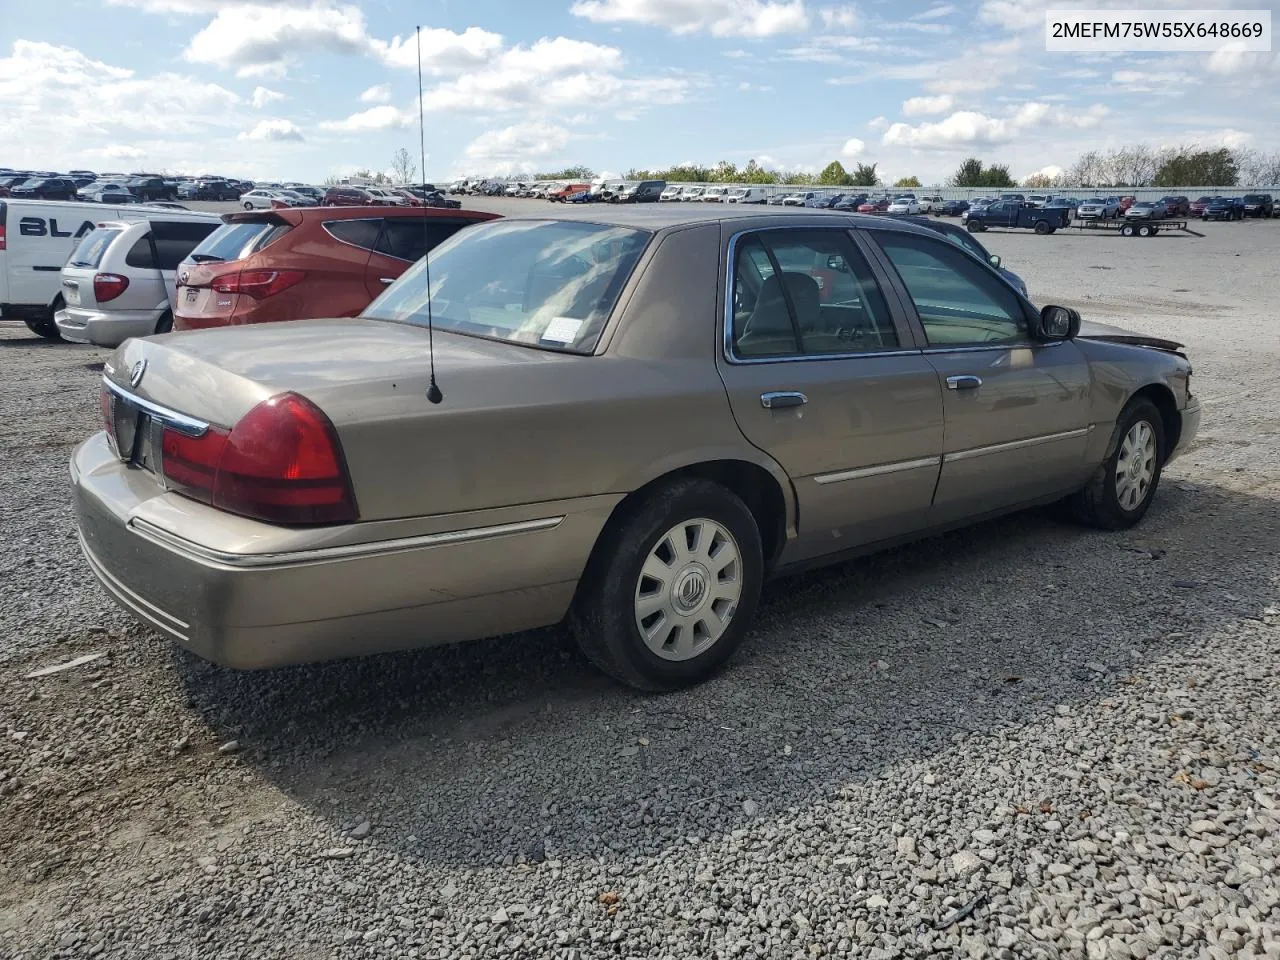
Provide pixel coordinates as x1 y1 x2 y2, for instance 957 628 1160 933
67 227 122 269
185 220 289 264
362 219 651 354
1243 194 1266 202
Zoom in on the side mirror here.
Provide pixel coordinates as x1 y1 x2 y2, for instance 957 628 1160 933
1038 304 1080 340
988 254 1002 269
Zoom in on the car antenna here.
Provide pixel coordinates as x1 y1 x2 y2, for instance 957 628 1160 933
416 24 443 404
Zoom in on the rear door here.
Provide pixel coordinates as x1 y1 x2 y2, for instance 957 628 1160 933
365 217 470 297
715 226 943 563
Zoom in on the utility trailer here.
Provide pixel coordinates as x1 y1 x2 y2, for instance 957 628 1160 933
1071 217 1204 238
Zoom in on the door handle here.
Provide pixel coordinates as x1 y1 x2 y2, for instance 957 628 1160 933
946 375 983 391
761 391 808 409
379 277 396 285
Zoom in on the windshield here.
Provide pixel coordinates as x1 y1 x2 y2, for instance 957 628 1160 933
67 227 122 268
363 219 651 354
1243 194 1265 202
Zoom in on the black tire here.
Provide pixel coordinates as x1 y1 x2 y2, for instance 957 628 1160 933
154 310 173 335
24 316 61 340
966 220 981 232
1121 223 1136 237
1138 224 1153 237
243 201 253 210
1069 397 1166 530
1034 220 1051 235
571 478 764 691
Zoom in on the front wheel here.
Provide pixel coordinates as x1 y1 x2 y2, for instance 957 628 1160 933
571 478 763 691
1069 398 1165 530
1121 223 1136 237
243 202 253 210
1033 220 1051 235
966 220 981 232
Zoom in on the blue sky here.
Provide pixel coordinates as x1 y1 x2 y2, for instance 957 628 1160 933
1 0 1276 184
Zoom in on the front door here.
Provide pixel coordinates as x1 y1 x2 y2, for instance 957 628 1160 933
865 228 1092 521
715 227 943 563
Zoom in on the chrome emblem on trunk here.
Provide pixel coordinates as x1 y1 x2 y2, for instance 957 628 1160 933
129 359 147 388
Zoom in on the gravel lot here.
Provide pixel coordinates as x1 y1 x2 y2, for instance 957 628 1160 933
2 209 1278 960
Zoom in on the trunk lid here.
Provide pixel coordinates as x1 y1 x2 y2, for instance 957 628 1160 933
175 214 295 326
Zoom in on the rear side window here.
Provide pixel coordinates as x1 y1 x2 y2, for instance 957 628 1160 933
374 218 465 262
731 229 897 358
186 221 290 264
126 221 220 270
324 218 381 251
67 227 121 269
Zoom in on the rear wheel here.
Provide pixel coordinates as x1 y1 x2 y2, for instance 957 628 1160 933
154 310 173 335
25 294 64 340
571 478 763 691
1120 223 1136 237
1034 220 1052 235
1069 398 1165 530
1138 223 1153 237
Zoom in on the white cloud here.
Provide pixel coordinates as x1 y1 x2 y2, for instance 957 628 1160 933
420 37 686 114
1206 47 1278 76
569 0 810 38
820 5 857 30
463 122 573 169
902 94 954 116
89 144 147 160
1021 164 1063 182
106 0 257 10
360 83 391 103
373 27 506 73
1110 69 1199 93
238 118 304 141
250 85 286 108
183 3 375 78
841 137 865 158
318 104 408 132
882 103 1108 148
912 3 956 19
867 115 888 130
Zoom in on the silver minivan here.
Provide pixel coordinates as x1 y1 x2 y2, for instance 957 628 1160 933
55 214 220 347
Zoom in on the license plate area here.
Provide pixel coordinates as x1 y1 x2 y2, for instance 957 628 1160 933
111 397 160 476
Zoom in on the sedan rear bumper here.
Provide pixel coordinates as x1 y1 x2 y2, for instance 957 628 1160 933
56 306 163 347
71 432 615 669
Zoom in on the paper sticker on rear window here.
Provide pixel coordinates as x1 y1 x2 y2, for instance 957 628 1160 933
541 316 583 344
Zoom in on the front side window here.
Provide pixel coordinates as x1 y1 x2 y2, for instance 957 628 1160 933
873 231 1028 346
730 230 898 358
363 219 651 353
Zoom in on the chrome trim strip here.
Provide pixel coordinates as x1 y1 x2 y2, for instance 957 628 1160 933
127 515 565 569
102 377 210 437
945 427 1090 463
921 340 1063 354
814 455 941 485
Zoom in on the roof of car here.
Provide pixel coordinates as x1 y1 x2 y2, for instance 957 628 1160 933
488 204 926 232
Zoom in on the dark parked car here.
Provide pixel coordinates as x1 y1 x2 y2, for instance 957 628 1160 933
1158 196 1191 217
1044 197 1078 219
965 200 1070 234
1203 197 1243 221
174 206 497 331
193 179 241 201
1241 194 1274 218
10 176 78 200
832 194 868 211
1189 196 1213 217
127 177 177 202
935 199 970 217
322 185 377 206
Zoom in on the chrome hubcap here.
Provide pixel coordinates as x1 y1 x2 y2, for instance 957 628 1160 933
634 518 742 661
1115 420 1157 511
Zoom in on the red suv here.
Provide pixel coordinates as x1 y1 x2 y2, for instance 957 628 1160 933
322 185 376 206
173 207 497 331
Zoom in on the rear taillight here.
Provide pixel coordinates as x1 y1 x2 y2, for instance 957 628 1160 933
211 269 305 300
0 223 6 251
160 392 356 525
99 384 116 446
94 273 130 303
